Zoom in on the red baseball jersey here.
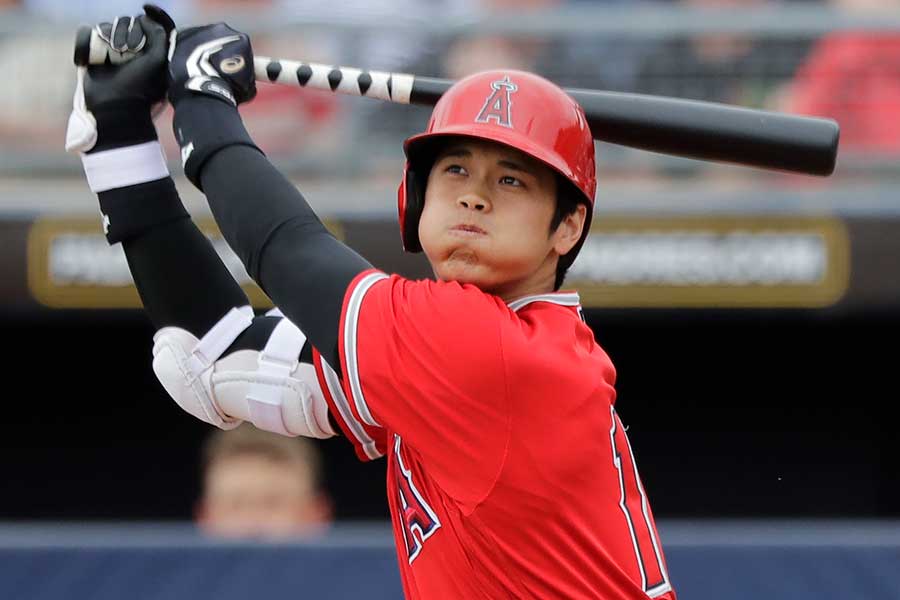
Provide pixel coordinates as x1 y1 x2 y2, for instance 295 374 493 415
318 270 675 599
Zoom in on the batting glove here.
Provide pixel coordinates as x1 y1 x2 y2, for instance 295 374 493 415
167 22 256 108
167 22 260 189
67 5 190 245
66 7 175 154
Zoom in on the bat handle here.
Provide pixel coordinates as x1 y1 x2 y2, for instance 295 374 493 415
73 25 147 67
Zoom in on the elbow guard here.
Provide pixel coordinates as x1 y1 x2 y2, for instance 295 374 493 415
151 306 336 439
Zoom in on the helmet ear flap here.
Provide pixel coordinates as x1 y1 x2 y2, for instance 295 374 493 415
398 163 424 253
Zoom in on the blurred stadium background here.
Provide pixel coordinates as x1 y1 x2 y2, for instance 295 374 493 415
1 0 898 598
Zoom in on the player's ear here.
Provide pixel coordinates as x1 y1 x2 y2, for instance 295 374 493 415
552 203 587 256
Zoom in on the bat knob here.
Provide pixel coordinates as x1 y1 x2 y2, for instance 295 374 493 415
73 25 93 67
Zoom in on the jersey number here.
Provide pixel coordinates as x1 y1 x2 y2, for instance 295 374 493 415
610 408 671 597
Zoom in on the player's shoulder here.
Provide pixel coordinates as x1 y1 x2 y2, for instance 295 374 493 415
350 273 600 357
363 272 510 315
490 293 617 427
502 291 615 379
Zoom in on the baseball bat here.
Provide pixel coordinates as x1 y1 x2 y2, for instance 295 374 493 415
75 25 839 176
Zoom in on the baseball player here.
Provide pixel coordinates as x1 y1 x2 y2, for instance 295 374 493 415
67 7 675 599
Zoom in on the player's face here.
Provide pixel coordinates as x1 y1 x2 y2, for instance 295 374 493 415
196 454 330 540
418 138 586 300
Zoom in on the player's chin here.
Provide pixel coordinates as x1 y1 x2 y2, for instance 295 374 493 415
433 258 495 289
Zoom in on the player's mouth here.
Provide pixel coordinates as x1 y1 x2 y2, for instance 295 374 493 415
449 223 487 237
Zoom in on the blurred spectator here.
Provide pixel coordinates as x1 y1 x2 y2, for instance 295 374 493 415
362 0 648 159
634 0 810 108
440 0 563 80
415 0 643 91
195 425 333 540
630 0 813 179
779 0 900 157
21 0 185 22
0 35 71 151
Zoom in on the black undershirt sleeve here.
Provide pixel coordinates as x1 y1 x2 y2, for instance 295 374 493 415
106 175 340 374
108 184 312 363
120 210 327 428
120 213 291 359
200 145 374 368
122 215 249 334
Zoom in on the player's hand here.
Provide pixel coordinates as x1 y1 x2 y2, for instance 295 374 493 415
166 22 256 108
66 5 176 153
166 22 260 190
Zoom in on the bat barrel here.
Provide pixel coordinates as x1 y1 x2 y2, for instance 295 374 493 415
568 90 839 176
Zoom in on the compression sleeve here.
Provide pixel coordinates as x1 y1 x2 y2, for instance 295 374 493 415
119 205 342 433
199 145 374 368
100 180 283 358
122 216 250 334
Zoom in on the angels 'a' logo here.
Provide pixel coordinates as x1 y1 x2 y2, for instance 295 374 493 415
475 76 518 128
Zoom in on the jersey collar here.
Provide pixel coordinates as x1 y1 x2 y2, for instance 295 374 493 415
507 291 581 312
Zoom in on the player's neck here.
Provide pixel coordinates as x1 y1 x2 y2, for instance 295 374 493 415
490 264 558 305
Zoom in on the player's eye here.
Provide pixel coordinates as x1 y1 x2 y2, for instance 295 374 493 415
445 164 467 175
499 175 523 187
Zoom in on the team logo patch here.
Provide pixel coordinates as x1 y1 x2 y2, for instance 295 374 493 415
475 75 518 128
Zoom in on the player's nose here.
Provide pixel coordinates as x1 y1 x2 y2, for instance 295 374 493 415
456 191 491 212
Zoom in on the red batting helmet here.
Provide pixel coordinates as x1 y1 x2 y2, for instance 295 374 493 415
397 69 597 259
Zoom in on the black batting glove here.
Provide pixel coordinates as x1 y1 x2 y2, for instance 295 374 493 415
69 5 189 247
81 7 175 152
167 23 256 107
167 22 260 189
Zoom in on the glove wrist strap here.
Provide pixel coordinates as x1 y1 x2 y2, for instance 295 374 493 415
170 76 238 107
82 141 169 193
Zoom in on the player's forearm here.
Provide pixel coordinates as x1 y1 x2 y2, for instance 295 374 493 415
118 208 250 334
167 24 376 364
112 184 341 432
199 142 373 366
171 71 375 365
101 181 309 359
